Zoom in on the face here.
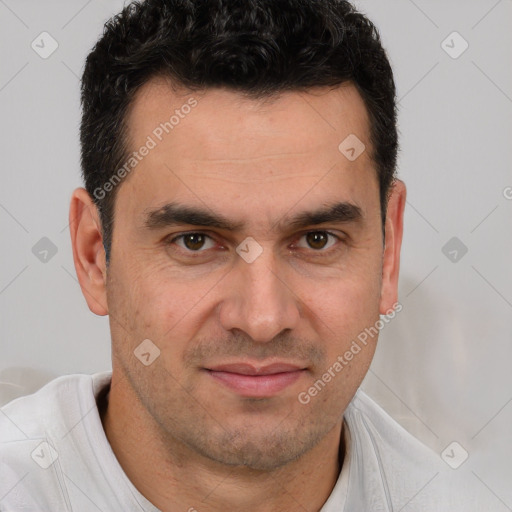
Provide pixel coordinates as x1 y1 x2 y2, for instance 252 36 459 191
73 77 404 471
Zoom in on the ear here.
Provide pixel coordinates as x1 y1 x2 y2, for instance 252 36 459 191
379 179 406 315
69 188 108 316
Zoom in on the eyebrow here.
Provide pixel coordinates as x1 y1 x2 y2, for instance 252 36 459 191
143 201 364 233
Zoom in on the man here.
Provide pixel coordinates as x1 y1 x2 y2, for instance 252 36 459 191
0 0 483 510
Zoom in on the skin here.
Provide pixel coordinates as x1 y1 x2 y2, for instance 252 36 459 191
69 77 406 512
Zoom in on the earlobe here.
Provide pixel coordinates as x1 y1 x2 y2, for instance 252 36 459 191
379 179 406 315
69 188 109 316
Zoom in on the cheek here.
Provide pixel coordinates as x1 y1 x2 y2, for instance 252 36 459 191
305 261 382 325
300 275 381 404
107 265 196 382
106 257 166 340
300 260 382 374
120 265 216 356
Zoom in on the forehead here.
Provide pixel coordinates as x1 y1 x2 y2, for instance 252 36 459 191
125 77 371 163
116 77 378 229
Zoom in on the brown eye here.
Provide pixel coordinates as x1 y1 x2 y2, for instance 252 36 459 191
296 231 339 251
183 233 205 250
171 233 216 252
306 232 328 250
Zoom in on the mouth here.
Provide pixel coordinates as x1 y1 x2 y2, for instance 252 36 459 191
204 362 308 398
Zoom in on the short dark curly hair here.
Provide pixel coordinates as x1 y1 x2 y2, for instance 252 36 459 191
80 0 398 262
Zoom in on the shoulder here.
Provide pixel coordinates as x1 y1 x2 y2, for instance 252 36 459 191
0 372 111 442
0 372 112 510
346 388 436 461
342 389 494 511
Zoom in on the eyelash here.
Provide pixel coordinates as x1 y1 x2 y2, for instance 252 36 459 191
166 230 344 256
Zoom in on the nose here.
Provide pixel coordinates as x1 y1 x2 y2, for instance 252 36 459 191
218 247 301 343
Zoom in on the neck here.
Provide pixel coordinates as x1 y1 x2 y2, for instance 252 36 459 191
99 373 344 512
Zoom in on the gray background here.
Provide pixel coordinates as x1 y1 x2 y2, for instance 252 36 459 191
1 0 511 507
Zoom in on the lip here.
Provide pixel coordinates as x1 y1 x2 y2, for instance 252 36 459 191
208 362 304 375
205 362 307 398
